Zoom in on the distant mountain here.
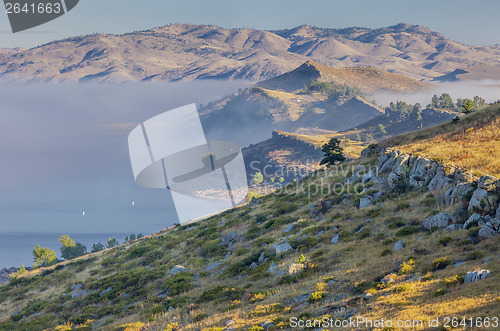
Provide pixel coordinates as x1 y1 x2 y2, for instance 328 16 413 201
1 23 500 82
200 61 395 145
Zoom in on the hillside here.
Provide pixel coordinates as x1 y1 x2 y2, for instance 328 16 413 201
1 23 500 82
379 103 500 177
1 117 499 330
242 130 366 186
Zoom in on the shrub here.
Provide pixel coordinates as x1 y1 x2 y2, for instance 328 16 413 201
393 285 408 293
307 291 324 303
399 259 417 275
196 286 243 303
193 313 208 322
431 257 451 271
438 236 453 246
381 249 392 256
162 273 194 296
395 202 410 211
396 226 420 237
442 275 463 287
247 303 283 317
201 240 227 259
433 288 447 297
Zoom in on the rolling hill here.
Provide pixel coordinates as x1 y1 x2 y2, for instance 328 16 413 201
1 23 500 82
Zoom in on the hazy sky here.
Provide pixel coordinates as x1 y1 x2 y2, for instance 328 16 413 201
1 0 500 48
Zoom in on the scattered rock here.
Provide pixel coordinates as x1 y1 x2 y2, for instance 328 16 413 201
405 274 422 282
445 182 474 205
464 269 491 283
392 240 404 252
170 265 190 275
249 262 258 270
99 287 113 297
72 290 88 299
262 319 274 330
293 293 310 303
224 320 235 327
496 204 500 220
71 283 83 291
381 274 396 284
363 292 373 298
359 196 373 209
331 235 340 244
444 224 461 231
483 256 493 264
454 261 466 267
387 172 401 188
362 169 377 183
477 175 499 191
424 212 454 229
205 262 222 272
258 252 266 264
267 262 277 274
221 231 238 248
284 223 296 233
11 311 21 317
478 224 499 239
273 242 293 255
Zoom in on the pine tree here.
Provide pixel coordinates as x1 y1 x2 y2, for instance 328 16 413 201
320 138 346 166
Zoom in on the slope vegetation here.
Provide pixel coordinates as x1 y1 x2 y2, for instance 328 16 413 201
381 103 500 177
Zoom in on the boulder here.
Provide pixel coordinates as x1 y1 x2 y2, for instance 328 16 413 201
387 172 401 188
362 169 377 183
170 265 190 275
463 213 481 229
99 287 113 297
468 188 493 214
221 231 238 248
267 262 277 273
392 240 404 252
331 235 340 244
345 174 360 184
444 224 461 231
249 262 258 270
445 182 474 205
258 252 266 264
496 204 500 220
359 196 373 209
379 152 397 172
373 191 383 200
71 283 83 291
205 261 222 272
464 269 491 283
72 290 88 299
284 223 295 233
428 173 453 191
273 242 293 255
424 212 454 229
391 154 410 175
478 225 499 239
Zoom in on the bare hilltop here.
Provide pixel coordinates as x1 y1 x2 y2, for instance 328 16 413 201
1 23 500 82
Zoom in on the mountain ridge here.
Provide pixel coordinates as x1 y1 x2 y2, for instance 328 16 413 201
1 23 500 82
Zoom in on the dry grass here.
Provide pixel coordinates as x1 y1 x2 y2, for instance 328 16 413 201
382 104 500 177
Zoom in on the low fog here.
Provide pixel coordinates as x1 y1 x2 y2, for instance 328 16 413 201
0 79 251 235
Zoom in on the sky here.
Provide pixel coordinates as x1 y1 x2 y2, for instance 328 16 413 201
1 0 500 48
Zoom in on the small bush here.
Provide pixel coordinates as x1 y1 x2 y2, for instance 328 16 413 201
193 313 208 322
431 257 451 271
381 249 392 256
396 226 420 237
393 285 408 293
307 291 324 303
433 288 447 297
438 236 453 246
399 259 417 275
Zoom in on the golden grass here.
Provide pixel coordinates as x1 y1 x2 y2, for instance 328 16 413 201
382 104 500 177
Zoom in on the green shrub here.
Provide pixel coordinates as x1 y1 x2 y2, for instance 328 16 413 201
201 240 227 259
393 285 408 293
162 273 194 296
431 257 451 271
438 236 453 246
196 286 243 303
381 249 392 256
193 313 208 322
433 288 447 297
396 226 420 236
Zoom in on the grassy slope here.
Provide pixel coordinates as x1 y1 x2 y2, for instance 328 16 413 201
380 103 500 177
1 151 499 330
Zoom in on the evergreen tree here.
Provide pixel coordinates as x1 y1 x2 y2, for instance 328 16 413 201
106 237 119 248
91 242 105 253
320 138 346 166
431 94 440 108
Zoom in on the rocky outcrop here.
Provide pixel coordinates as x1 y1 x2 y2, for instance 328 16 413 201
424 212 454 229
362 146 500 239
273 242 293 255
464 269 491 283
170 265 190 275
